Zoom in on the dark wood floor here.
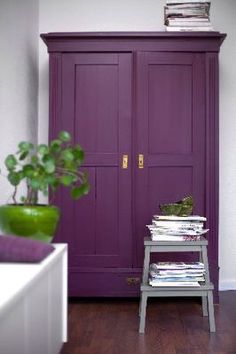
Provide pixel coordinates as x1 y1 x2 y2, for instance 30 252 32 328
61 291 236 354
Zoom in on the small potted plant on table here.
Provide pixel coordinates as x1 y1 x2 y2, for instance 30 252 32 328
0 131 89 242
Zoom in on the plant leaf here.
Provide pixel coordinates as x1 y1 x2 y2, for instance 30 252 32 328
60 175 75 186
58 131 71 142
44 160 56 174
20 196 26 203
19 151 29 160
42 155 56 174
18 141 34 152
71 182 90 199
82 182 90 195
50 139 62 153
29 178 41 190
8 172 21 186
31 155 38 164
37 144 49 155
61 148 74 162
73 146 84 163
23 164 35 178
70 186 83 199
5 155 17 170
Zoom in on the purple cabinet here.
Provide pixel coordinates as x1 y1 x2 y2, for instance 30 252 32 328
41 32 226 299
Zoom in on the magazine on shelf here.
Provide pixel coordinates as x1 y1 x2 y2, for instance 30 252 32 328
156 268 206 274
165 8 209 16
150 262 205 270
150 276 205 281
149 280 201 287
150 235 202 241
167 17 209 21
150 270 205 277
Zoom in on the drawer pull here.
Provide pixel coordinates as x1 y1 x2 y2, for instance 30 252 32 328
126 277 140 285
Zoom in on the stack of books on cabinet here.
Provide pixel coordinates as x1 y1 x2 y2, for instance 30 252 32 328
147 214 209 241
149 261 205 287
164 0 213 32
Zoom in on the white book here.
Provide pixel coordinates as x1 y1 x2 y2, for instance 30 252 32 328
166 0 211 4
150 225 205 231
150 229 208 236
168 17 209 21
151 220 204 227
166 26 213 31
153 215 207 221
150 230 204 236
166 4 210 9
168 22 211 27
149 226 204 231
146 222 205 235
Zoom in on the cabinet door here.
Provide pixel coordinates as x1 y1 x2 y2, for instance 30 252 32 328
56 53 132 269
135 52 206 266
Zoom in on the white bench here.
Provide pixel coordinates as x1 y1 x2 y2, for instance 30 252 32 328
0 244 68 354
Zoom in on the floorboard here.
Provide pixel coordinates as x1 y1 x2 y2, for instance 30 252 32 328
61 291 236 354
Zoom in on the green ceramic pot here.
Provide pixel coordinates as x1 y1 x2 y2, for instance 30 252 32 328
0 205 60 243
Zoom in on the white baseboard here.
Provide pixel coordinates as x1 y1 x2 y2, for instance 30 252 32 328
219 280 236 291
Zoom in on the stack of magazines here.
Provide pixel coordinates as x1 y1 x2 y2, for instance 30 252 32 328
164 0 213 32
149 262 205 287
147 215 209 241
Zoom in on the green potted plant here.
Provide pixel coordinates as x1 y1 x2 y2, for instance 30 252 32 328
0 131 89 242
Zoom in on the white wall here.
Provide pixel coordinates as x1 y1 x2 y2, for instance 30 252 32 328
0 0 39 203
40 0 236 289
211 0 236 290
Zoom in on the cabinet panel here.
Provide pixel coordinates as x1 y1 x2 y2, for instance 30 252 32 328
72 167 119 257
148 63 192 154
56 53 133 271
75 63 118 153
135 52 206 267
93 167 119 255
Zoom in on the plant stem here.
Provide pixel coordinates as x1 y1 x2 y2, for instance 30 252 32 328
49 191 55 205
56 167 77 176
12 187 17 204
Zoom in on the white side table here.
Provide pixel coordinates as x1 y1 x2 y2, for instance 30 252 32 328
0 244 68 354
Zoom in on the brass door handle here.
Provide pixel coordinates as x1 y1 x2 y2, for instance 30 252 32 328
138 154 144 169
122 154 128 169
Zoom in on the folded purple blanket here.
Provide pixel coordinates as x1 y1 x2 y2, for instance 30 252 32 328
0 235 55 262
